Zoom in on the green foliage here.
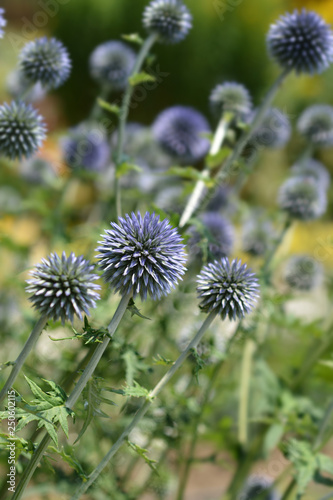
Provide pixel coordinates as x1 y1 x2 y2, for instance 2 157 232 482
127 440 157 472
129 72 156 86
123 381 152 400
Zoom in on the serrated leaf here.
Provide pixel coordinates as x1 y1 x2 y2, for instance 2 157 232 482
97 99 120 116
49 446 88 479
116 162 142 179
122 33 144 45
206 147 232 169
123 381 151 400
122 349 149 387
129 71 156 86
127 441 157 472
153 354 174 366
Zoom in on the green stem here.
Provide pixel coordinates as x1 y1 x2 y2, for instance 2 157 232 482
238 339 256 447
215 69 290 186
70 311 217 500
11 293 131 500
261 218 292 284
179 115 232 228
114 33 158 217
0 315 48 406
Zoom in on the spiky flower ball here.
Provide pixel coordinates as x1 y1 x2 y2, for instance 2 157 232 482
61 122 110 172
285 255 323 291
0 8 7 38
210 82 252 119
143 0 192 45
97 212 186 300
251 108 291 149
242 219 275 257
19 37 71 90
297 105 333 148
0 101 47 160
6 70 46 103
238 475 281 500
278 176 327 220
189 212 234 261
267 9 333 75
197 258 259 321
153 106 211 164
26 252 101 324
291 159 330 190
89 41 136 90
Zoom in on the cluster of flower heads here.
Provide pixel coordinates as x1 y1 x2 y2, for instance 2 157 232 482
210 82 252 120
0 101 47 160
188 212 234 262
26 252 101 324
0 8 6 38
89 41 136 90
267 9 333 74
19 37 71 90
297 104 333 148
284 255 323 291
197 258 260 321
143 0 192 44
61 122 110 172
153 105 211 164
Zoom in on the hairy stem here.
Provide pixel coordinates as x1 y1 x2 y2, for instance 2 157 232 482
114 33 158 217
0 315 48 406
11 293 131 500
70 311 217 500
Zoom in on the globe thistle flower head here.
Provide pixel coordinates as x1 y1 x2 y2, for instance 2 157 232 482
242 219 276 257
152 106 211 164
6 70 46 103
97 212 186 301
267 9 333 74
251 108 291 149
278 176 327 220
61 122 110 172
26 252 101 324
0 8 7 38
285 255 323 291
239 475 281 500
189 212 234 261
297 105 333 147
210 82 252 119
19 37 71 90
0 101 47 160
291 159 330 190
197 258 260 321
143 0 192 45
89 41 136 90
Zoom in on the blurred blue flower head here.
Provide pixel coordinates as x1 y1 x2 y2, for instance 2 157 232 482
89 41 136 90
143 0 192 45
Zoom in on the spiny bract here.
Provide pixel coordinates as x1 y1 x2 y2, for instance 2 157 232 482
89 41 136 90
19 37 71 89
267 9 333 74
143 0 192 45
0 101 47 160
197 258 260 321
97 212 187 300
26 252 101 324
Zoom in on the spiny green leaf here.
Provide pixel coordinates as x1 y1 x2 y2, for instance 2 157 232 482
153 354 174 366
49 446 88 479
122 349 149 387
123 381 151 400
116 162 142 179
129 71 156 86
127 441 157 472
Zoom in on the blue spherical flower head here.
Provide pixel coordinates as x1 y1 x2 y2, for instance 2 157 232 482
251 107 291 149
267 9 333 74
278 176 327 220
89 41 136 90
153 106 211 164
61 122 110 172
0 8 7 38
143 0 192 45
285 255 323 291
97 212 187 300
210 82 252 120
189 212 234 261
0 101 47 160
291 159 330 191
297 105 333 148
19 37 71 90
26 252 101 324
197 258 260 321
